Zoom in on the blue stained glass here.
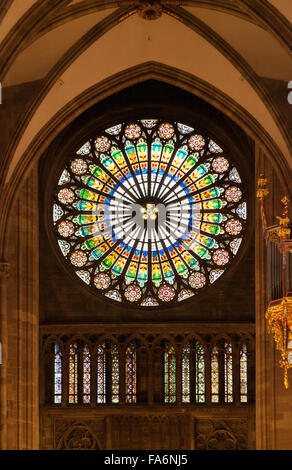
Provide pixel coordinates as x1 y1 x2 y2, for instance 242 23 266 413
54 343 62 404
54 120 246 307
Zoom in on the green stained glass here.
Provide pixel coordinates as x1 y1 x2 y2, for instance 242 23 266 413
182 344 190 403
164 343 176 403
211 346 219 403
195 342 205 403
182 341 205 403
54 119 246 307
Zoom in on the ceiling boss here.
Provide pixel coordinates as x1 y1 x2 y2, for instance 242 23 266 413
137 0 164 20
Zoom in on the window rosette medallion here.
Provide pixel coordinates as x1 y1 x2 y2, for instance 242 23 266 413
53 119 247 307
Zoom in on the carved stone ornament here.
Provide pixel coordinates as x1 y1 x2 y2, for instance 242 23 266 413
0 262 10 279
195 419 248 450
58 425 99 450
138 0 163 20
206 429 237 450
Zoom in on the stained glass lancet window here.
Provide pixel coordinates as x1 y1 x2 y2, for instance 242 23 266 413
54 343 62 404
97 343 106 404
182 344 190 403
224 342 233 403
50 337 250 405
195 341 205 403
164 343 176 403
240 343 248 403
68 343 78 403
125 341 137 403
53 119 247 307
83 344 91 403
111 343 120 403
211 346 219 403
181 341 205 403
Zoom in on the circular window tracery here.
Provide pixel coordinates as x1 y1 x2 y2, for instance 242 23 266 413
53 119 247 307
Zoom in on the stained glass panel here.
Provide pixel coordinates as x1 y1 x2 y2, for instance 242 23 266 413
182 344 190 403
240 343 248 403
111 344 119 403
195 341 205 403
53 119 247 307
83 344 91 403
125 342 137 403
164 343 176 403
68 343 78 404
97 343 106 404
224 342 233 403
54 343 62 404
211 346 219 403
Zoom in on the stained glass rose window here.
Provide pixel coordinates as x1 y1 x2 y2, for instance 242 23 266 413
53 119 246 306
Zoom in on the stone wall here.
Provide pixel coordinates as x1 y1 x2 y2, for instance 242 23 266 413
40 407 255 450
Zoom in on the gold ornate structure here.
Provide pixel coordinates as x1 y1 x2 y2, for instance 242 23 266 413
266 293 292 388
264 196 291 246
256 175 269 230
258 176 292 387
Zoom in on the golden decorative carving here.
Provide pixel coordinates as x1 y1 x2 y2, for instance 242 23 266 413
264 195 290 247
266 293 292 388
256 175 269 200
256 174 268 231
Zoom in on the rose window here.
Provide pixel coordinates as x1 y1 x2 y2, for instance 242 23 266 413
53 119 247 307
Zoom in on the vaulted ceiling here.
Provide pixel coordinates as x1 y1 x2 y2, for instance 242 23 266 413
0 0 291 211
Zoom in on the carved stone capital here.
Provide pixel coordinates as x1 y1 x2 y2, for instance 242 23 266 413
0 262 10 279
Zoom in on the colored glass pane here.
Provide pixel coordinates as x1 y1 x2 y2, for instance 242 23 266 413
83 345 91 403
54 343 62 404
164 343 176 403
195 342 205 403
53 119 246 307
240 344 248 403
211 346 219 403
97 343 106 404
111 344 119 403
224 342 233 403
125 342 137 403
182 344 190 403
68 343 78 404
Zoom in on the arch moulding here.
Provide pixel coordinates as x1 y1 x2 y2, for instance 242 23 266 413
1 61 291 260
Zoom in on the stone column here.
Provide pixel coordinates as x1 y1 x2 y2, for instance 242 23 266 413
255 145 276 449
147 350 154 405
0 262 10 449
5 165 39 449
